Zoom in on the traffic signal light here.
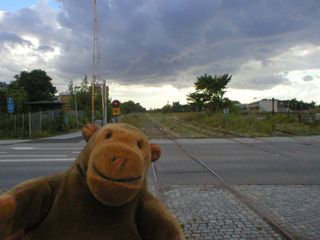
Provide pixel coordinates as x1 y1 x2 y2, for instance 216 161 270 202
112 100 120 108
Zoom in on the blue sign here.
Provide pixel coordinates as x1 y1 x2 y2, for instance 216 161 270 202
7 97 14 113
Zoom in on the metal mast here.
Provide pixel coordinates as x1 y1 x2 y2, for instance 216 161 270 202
92 0 104 124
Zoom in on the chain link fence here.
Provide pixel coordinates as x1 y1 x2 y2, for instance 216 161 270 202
0 109 89 138
29 110 58 131
28 110 85 137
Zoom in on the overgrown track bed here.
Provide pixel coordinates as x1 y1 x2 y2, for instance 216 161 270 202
169 117 242 138
145 117 318 240
273 128 298 136
148 115 241 138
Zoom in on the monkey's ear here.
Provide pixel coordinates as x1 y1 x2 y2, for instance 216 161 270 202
150 143 161 162
82 124 100 142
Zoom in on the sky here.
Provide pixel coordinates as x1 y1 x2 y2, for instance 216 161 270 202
1 0 320 109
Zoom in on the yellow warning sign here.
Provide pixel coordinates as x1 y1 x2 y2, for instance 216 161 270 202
113 108 120 115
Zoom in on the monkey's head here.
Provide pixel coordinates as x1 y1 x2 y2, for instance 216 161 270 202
81 123 161 206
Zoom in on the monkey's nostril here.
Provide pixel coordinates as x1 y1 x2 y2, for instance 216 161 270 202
112 157 116 162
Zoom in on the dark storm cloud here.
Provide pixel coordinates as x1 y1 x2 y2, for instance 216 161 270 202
0 31 32 47
37 45 55 52
0 8 42 35
234 74 291 90
1 0 320 91
302 75 313 82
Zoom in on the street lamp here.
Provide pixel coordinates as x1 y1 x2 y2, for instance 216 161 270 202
74 85 81 129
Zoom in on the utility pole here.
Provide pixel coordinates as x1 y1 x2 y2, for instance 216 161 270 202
103 79 108 125
92 0 104 124
74 85 80 129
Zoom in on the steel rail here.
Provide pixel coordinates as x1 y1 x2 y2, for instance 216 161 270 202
146 116 296 240
229 137 320 169
151 162 167 207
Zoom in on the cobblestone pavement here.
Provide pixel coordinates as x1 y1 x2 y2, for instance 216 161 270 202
149 185 283 240
235 185 320 240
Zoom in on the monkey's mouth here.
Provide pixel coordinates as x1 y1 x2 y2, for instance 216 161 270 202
93 162 142 183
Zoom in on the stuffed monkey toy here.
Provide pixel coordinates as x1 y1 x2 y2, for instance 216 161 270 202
0 123 185 240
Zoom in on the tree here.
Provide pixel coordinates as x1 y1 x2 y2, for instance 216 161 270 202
69 76 92 116
80 75 89 92
121 101 146 114
12 69 57 102
187 92 210 111
68 79 74 94
161 103 172 113
68 75 113 122
187 73 232 112
278 98 316 111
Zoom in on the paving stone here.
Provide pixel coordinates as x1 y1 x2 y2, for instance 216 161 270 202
158 185 283 240
235 185 320 240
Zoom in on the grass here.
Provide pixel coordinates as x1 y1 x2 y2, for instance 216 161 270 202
121 112 320 137
120 114 145 130
176 112 320 137
175 112 274 137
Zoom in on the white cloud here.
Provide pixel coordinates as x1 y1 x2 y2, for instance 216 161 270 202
109 83 193 109
0 11 5 22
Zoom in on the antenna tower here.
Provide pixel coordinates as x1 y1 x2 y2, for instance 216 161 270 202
92 0 104 124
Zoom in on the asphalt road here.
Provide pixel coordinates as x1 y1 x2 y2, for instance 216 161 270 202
1 134 320 194
149 136 320 187
0 134 85 190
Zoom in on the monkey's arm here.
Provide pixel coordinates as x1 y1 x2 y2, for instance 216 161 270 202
139 193 185 240
0 176 61 240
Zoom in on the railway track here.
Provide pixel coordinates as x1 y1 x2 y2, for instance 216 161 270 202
232 137 320 169
148 115 241 138
145 116 297 240
168 116 242 138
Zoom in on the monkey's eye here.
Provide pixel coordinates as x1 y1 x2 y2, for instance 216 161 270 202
106 133 112 139
137 141 142 149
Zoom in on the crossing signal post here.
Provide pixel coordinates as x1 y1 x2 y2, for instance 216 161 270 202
112 100 120 123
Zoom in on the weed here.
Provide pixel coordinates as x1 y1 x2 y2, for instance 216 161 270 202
121 115 145 130
121 112 320 137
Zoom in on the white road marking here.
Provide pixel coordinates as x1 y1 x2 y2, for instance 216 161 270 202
0 155 67 158
11 147 34 150
0 158 74 162
12 147 83 150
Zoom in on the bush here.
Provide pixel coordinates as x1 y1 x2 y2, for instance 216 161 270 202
55 109 67 131
0 114 29 139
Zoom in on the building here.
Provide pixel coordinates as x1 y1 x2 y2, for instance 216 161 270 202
248 99 278 112
58 92 72 108
58 92 72 104
0 82 8 90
